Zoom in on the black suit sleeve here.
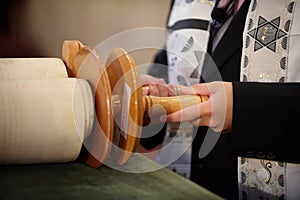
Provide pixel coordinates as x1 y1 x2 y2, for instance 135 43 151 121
231 82 300 163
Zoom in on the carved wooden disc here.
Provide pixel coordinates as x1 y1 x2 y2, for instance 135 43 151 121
106 48 143 165
62 40 113 168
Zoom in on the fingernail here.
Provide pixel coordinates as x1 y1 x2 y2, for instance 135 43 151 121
180 87 192 94
160 114 167 122
142 86 149 95
158 78 165 83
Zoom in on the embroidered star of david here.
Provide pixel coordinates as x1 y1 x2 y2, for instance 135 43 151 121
248 16 287 52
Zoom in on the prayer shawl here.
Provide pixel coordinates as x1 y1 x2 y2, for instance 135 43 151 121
238 0 300 199
161 0 300 198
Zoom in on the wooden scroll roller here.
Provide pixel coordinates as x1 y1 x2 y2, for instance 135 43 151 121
62 40 209 167
62 40 113 168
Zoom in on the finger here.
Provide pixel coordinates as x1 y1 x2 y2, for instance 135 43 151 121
156 79 173 97
192 83 210 95
165 104 202 123
180 84 210 96
164 100 211 126
142 82 167 96
157 78 166 84
140 74 160 85
189 117 208 127
166 84 176 96
177 86 195 95
148 82 175 97
148 83 160 96
157 83 169 97
185 104 211 127
142 85 150 95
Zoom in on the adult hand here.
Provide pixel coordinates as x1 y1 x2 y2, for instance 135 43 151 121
140 74 175 97
164 81 233 133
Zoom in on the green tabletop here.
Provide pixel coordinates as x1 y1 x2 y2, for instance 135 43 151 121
0 153 222 200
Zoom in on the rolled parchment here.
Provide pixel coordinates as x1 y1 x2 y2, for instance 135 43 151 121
0 78 94 164
0 58 68 80
0 58 94 164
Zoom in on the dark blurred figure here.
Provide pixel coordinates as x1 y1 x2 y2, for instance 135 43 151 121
0 0 44 57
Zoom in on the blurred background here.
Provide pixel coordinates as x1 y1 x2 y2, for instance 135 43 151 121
0 0 171 72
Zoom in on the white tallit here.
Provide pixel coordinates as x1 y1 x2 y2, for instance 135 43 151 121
239 0 300 199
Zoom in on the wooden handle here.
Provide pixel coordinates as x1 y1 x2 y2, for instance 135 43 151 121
143 95 208 114
142 95 208 124
142 84 208 115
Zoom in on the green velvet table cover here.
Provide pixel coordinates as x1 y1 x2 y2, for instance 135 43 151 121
0 153 222 200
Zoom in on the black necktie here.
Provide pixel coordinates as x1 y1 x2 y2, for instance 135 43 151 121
210 0 235 39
